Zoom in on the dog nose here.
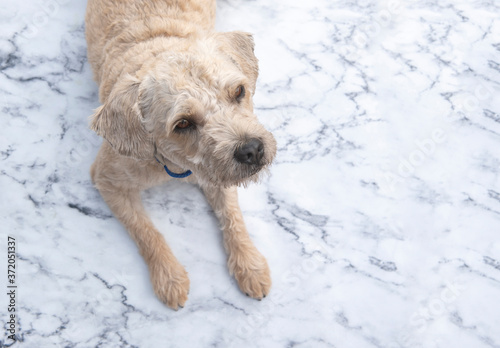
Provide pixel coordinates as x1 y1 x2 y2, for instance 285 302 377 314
234 138 264 165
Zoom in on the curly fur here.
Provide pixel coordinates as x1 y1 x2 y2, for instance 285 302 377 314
86 0 276 310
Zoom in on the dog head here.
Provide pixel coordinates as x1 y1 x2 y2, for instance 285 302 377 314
91 31 277 187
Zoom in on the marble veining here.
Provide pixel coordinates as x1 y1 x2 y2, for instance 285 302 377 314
1 0 500 347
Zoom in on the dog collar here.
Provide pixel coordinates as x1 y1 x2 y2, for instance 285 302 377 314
154 156 192 178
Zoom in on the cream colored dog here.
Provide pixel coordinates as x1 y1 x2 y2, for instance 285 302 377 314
85 0 277 310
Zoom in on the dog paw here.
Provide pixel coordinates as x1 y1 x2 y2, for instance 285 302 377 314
230 250 271 300
150 260 190 310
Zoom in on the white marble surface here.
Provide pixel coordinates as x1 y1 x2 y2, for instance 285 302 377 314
1 0 500 347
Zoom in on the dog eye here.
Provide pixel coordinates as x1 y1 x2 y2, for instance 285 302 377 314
234 85 245 102
175 119 193 131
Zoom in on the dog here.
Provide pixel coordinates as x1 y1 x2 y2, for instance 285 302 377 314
85 0 277 310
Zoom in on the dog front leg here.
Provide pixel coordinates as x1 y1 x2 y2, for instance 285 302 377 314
202 185 271 299
94 181 190 310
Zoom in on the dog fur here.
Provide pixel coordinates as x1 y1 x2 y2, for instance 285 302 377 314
85 0 277 310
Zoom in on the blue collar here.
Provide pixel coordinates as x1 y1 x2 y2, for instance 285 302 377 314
154 156 192 178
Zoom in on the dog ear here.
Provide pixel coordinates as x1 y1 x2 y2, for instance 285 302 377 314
216 31 259 93
90 75 154 159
